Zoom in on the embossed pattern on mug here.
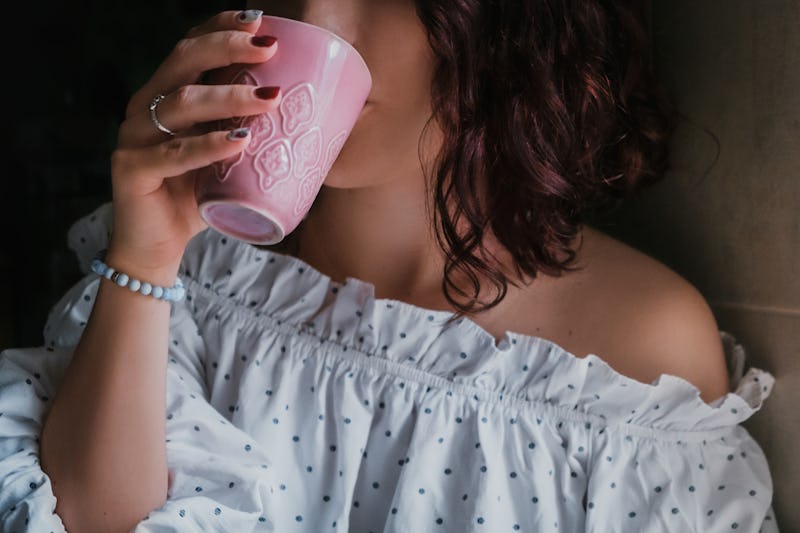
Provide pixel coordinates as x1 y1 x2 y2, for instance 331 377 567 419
232 69 259 88
254 139 292 192
214 151 245 183
292 127 323 178
280 83 316 136
194 15 373 244
246 113 277 155
294 168 322 216
322 130 348 177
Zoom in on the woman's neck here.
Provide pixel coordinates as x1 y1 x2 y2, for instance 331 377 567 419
289 179 451 308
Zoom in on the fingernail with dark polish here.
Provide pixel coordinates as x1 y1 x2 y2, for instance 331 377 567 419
237 10 263 23
255 86 281 100
251 35 277 48
227 128 250 140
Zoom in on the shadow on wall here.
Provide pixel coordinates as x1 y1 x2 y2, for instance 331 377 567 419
590 0 799 529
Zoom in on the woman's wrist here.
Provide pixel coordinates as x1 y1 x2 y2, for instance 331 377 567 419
93 250 185 303
102 248 184 290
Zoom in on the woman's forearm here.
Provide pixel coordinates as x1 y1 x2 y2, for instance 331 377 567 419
40 258 180 533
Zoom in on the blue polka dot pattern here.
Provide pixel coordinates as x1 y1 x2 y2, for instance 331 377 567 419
0 202 779 533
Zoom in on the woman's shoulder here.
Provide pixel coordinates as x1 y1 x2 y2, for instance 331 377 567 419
525 225 730 402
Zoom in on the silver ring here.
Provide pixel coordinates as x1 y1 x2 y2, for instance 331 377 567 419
149 94 176 136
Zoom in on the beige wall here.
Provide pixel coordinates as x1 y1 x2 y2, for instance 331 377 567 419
593 1 799 529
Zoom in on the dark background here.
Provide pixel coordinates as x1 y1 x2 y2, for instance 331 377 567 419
2 1 240 350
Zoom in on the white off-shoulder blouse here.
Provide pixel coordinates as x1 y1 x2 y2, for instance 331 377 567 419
0 202 779 532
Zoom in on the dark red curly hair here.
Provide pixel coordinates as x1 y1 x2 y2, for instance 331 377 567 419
413 0 679 319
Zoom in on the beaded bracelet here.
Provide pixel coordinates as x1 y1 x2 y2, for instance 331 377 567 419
90 249 185 302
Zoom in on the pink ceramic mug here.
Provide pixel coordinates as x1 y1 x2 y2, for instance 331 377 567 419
194 16 372 245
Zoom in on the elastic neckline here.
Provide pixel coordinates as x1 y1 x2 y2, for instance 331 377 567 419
173 227 775 433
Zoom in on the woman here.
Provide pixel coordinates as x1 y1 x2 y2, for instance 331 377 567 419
0 2 777 532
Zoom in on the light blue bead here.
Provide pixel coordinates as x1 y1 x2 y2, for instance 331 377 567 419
89 254 184 303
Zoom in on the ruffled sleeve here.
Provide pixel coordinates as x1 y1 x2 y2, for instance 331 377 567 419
0 202 274 531
584 425 778 532
582 333 779 533
0 202 119 531
0 346 69 530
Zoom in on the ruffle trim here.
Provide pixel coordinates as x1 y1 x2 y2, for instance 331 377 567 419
65 202 775 434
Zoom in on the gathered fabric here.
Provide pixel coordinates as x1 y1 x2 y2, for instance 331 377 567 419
0 202 778 532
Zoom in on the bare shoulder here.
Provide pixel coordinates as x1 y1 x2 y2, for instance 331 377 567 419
551 225 731 403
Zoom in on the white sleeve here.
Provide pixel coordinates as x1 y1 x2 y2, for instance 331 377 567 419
140 292 274 532
584 410 778 533
0 342 70 532
0 202 274 532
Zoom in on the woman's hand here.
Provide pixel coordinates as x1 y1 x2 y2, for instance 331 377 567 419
106 10 281 279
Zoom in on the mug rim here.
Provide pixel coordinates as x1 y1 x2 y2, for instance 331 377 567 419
258 15 372 87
